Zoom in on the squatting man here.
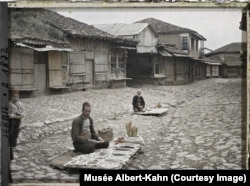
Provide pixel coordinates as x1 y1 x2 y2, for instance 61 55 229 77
132 89 145 112
71 102 109 154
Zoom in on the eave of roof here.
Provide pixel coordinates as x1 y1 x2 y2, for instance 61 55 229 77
16 43 73 52
10 35 70 48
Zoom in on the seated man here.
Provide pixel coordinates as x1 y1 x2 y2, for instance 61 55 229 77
132 89 145 112
71 102 109 154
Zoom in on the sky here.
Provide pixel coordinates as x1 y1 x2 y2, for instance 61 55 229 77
57 7 243 51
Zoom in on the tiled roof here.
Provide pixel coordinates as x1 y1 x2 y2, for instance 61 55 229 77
9 9 63 46
9 8 137 46
135 17 206 40
205 42 245 66
42 9 113 39
205 42 246 56
9 8 111 39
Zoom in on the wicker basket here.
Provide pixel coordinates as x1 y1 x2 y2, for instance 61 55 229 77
98 128 114 142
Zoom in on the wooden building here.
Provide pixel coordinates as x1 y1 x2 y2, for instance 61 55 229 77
9 8 137 96
205 42 245 78
95 21 207 85
203 57 222 78
136 18 207 85
95 23 163 85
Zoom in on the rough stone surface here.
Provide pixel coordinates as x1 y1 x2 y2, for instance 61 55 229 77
6 78 245 183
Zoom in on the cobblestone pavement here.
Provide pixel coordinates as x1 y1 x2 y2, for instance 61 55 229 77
8 78 245 183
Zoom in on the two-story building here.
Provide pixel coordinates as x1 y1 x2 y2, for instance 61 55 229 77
95 23 167 85
136 18 207 85
95 21 205 85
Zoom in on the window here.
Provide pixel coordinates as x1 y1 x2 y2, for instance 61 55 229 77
111 55 125 75
182 37 188 50
111 56 116 74
155 63 160 74
191 38 194 51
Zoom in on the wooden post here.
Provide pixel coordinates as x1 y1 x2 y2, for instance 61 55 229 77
0 1 10 185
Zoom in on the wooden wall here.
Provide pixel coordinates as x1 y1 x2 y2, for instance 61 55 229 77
10 48 35 90
135 26 158 53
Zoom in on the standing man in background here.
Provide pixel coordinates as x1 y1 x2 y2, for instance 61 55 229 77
8 89 25 160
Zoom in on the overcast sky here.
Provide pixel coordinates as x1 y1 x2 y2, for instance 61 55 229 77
57 7 243 51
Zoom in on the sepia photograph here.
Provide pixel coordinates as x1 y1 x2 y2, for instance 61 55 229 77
1 0 249 185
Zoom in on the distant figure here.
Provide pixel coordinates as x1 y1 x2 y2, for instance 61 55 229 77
71 102 109 154
132 89 145 112
8 89 26 160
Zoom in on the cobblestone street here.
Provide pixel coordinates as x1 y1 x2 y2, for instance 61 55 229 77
9 78 245 183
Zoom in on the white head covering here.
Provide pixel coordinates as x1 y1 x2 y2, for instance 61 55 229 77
137 89 142 96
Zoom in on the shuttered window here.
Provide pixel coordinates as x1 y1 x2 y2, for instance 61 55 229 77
182 37 188 50
69 52 85 75
68 52 86 85
95 53 108 82
10 48 35 90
